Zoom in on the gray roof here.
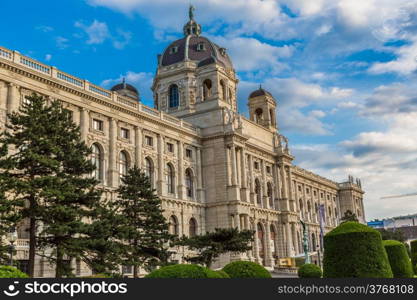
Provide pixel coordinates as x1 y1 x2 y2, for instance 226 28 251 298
161 35 233 69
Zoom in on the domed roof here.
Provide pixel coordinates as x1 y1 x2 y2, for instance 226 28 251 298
160 5 233 69
161 36 233 69
111 78 140 101
249 86 274 99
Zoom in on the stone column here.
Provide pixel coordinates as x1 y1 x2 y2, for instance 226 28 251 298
0 81 8 112
253 221 261 263
230 145 238 186
7 83 20 114
288 167 295 211
108 118 118 187
157 134 164 194
265 222 274 267
261 160 268 209
80 108 89 142
178 141 184 199
291 223 297 256
285 222 294 257
240 148 248 202
248 154 254 203
134 126 142 168
225 146 231 186
196 147 204 202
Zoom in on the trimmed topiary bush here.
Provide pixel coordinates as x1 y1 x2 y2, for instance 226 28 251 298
298 264 322 278
222 261 271 278
214 270 230 278
145 264 222 278
323 221 393 278
383 240 413 278
0 266 29 278
410 240 417 274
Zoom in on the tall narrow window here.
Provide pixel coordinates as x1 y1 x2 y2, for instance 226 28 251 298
91 143 103 181
185 168 194 199
169 216 179 235
166 164 175 194
255 108 263 124
220 80 226 101
203 79 212 101
145 157 154 187
169 84 179 108
189 218 197 237
255 179 261 205
119 151 129 179
267 182 273 208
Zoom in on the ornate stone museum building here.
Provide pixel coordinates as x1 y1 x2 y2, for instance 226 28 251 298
0 11 365 276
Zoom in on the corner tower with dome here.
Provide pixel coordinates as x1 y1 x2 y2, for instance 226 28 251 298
0 5 365 276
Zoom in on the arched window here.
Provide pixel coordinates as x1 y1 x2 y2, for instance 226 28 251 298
255 179 261 205
169 84 179 108
166 163 175 194
91 143 103 181
307 201 312 221
255 108 263 124
220 80 226 101
119 151 129 179
154 93 159 110
189 218 197 237
228 87 233 103
144 157 154 187
267 182 273 208
203 79 212 101
169 216 179 235
185 168 194 199
299 199 304 219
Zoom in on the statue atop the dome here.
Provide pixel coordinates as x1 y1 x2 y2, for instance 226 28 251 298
189 4 195 21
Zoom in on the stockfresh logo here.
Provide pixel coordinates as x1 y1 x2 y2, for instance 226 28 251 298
3 281 20 297
3 281 128 298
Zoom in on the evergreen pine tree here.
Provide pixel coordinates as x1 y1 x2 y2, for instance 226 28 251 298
177 228 254 268
116 166 173 278
0 94 101 277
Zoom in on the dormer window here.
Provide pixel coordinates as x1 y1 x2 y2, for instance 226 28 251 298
170 46 179 54
196 43 206 51
219 47 227 56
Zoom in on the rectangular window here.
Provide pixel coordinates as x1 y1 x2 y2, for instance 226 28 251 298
266 166 271 174
122 265 133 275
186 149 192 158
306 188 310 194
254 161 259 170
92 119 103 131
298 185 302 192
313 190 317 196
167 143 174 153
145 136 153 147
120 128 129 139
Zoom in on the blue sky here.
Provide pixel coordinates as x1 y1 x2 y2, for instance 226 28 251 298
2 0 417 220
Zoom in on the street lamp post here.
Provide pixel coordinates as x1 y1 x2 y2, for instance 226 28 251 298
8 229 18 266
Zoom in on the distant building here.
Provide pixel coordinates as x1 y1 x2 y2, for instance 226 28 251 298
368 214 417 243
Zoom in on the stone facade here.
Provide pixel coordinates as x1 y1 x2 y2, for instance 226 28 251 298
0 13 365 277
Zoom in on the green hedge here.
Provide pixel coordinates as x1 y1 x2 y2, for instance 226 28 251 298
411 240 417 274
298 264 322 278
145 264 222 278
383 240 413 278
323 222 393 278
222 261 271 278
0 266 29 278
214 270 230 278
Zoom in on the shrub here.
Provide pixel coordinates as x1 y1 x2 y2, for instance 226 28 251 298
411 240 417 273
298 264 322 278
81 273 117 278
145 264 222 278
0 265 29 278
222 261 271 278
214 270 230 278
323 222 393 278
383 240 413 278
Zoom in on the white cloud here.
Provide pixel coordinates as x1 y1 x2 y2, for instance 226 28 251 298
55 36 69 49
74 20 133 50
75 20 110 45
210 36 294 73
45 54 52 61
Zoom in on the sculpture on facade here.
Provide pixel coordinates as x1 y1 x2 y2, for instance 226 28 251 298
300 219 311 264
